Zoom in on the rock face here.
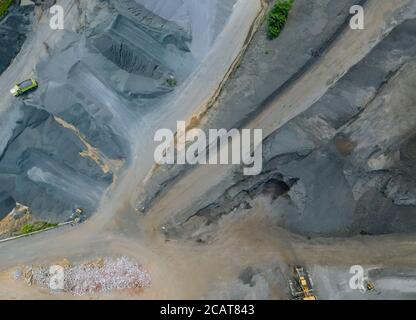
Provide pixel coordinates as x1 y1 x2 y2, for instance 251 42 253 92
139 0 416 238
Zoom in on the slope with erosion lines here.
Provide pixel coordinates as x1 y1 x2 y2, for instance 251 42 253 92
0 0 258 230
135 0 237 59
137 0 363 215
114 0 191 52
138 0 416 239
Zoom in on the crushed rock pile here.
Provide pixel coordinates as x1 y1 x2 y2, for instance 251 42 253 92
29 256 151 295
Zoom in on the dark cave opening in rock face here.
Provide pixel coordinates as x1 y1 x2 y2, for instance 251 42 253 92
262 179 293 200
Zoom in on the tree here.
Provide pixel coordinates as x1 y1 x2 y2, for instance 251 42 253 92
267 0 294 40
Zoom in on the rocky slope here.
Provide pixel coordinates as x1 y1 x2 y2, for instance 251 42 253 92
0 0 237 226
0 2 34 75
138 0 416 239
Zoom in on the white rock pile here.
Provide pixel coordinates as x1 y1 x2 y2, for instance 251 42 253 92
30 256 151 295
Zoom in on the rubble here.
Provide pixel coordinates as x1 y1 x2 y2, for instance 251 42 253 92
29 256 151 296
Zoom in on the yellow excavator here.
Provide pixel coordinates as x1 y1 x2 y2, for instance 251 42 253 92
289 266 317 300
71 208 84 225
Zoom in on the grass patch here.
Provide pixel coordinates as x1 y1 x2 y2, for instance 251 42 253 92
0 0 13 19
267 0 294 40
18 221 59 235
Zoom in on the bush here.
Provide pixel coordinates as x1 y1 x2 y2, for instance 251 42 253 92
267 0 294 40
166 76 177 87
0 0 13 19
18 221 58 235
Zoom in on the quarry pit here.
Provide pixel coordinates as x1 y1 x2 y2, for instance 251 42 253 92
0 0 416 300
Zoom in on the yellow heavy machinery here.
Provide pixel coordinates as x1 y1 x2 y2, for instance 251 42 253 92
365 280 376 292
289 266 317 300
71 208 84 225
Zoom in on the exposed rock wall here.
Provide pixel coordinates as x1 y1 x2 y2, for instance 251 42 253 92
140 1 416 239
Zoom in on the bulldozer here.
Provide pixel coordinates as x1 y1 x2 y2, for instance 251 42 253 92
289 266 317 300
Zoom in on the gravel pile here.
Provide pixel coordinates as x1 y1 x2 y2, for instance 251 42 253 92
31 256 151 295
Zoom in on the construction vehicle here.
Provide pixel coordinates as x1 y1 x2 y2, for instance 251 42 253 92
10 79 38 97
365 280 375 292
71 208 84 225
289 266 317 300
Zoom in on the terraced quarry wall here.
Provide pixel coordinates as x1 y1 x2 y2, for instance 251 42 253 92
138 0 416 239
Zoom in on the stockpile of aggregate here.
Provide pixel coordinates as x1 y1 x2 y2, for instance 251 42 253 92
30 256 151 295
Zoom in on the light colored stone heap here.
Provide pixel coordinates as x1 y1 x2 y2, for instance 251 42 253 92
30 256 151 295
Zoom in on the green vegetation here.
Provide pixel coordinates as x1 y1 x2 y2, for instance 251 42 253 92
18 221 59 235
0 0 13 19
166 76 177 87
267 0 294 40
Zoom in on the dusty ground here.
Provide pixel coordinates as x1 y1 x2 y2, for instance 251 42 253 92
2 193 416 299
